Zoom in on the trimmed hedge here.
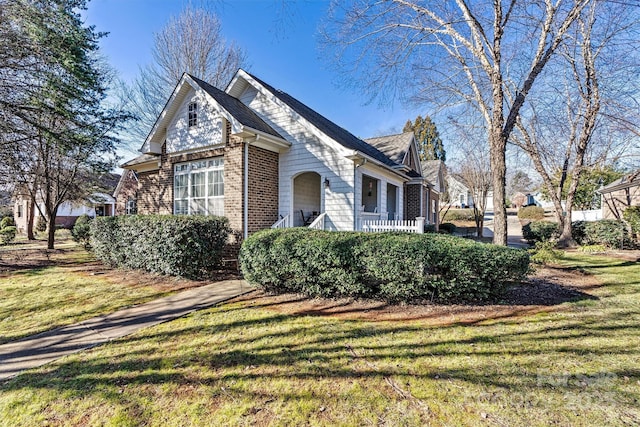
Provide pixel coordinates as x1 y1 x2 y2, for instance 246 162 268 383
240 229 530 303
441 209 475 222
518 206 545 221
90 215 230 279
522 221 559 244
572 219 631 248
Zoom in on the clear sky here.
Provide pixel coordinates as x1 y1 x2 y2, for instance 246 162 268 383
83 0 420 142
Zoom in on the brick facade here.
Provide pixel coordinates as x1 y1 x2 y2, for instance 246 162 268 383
405 184 422 220
132 122 279 237
114 170 138 215
247 145 279 233
136 171 160 215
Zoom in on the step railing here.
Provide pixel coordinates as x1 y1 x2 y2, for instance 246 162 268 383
308 213 326 230
271 214 291 229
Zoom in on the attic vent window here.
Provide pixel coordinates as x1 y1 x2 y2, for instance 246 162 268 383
188 102 198 127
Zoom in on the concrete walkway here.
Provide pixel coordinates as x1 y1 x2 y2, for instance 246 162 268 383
0 280 251 381
482 212 530 248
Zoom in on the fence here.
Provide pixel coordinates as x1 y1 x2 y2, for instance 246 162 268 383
360 217 425 234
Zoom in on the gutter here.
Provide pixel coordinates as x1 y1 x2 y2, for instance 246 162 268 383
347 151 409 180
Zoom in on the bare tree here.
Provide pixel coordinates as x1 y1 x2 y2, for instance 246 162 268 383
510 1 640 247
124 5 248 148
323 0 592 245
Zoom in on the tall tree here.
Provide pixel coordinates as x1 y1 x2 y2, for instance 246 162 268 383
508 171 534 197
124 5 248 148
0 0 129 249
510 1 639 246
324 0 592 245
403 115 446 162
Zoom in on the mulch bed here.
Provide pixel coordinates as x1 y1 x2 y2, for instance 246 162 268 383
229 264 603 325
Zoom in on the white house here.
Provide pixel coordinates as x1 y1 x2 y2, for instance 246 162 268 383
119 69 438 238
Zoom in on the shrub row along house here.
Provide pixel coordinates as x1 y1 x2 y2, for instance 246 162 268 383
116 69 444 239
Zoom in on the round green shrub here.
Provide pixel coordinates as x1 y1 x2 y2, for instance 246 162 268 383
518 206 545 221
0 216 14 229
522 221 559 244
574 220 631 249
0 226 17 245
90 215 230 279
439 222 456 234
71 214 92 249
240 229 530 303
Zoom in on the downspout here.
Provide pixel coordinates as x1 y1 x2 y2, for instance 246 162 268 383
244 142 249 240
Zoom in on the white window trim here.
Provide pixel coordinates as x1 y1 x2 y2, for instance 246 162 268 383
174 157 224 216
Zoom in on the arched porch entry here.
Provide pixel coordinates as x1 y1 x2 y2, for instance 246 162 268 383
292 171 321 226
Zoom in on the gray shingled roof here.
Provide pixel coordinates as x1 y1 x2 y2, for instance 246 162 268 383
121 153 159 168
598 169 640 194
246 72 398 167
364 132 414 165
422 160 443 185
188 74 283 139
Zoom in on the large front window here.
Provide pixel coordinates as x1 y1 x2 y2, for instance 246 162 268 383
174 158 224 216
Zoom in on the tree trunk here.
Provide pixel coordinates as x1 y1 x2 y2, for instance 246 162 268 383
477 217 485 237
27 194 36 240
47 215 55 250
490 130 508 245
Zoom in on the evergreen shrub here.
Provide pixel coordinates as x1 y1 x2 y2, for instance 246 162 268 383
90 215 230 279
240 228 530 303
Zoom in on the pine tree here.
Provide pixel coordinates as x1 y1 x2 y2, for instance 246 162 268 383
403 115 446 162
0 0 130 249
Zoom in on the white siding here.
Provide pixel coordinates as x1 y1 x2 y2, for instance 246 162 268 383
239 87 356 231
166 88 224 154
355 165 405 226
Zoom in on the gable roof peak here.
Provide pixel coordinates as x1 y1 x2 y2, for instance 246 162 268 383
236 70 399 168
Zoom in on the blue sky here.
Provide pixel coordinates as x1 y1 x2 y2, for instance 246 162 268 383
84 0 420 141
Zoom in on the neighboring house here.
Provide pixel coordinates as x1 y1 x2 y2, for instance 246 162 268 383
421 160 446 225
113 169 139 215
120 69 436 238
13 191 116 233
511 192 539 209
447 175 474 209
598 170 640 220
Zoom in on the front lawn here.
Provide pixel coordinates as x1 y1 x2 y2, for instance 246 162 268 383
0 252 638 425
0 239 209 344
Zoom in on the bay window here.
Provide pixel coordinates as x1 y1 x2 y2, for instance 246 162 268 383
174 158 224 216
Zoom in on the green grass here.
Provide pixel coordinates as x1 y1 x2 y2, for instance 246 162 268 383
1 253 639 426
0 243 178 344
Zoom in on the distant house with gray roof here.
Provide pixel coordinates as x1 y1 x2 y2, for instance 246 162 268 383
598 169 640 219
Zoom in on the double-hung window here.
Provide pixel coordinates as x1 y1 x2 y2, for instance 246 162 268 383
188 102 198 127
174 158 224 216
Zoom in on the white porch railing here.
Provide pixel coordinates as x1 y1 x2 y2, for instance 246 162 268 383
308 213 326 230
360 217 425 234
271 214 291 229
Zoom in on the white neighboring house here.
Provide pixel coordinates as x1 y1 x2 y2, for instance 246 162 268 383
13 192 115 234
447 175 474 208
